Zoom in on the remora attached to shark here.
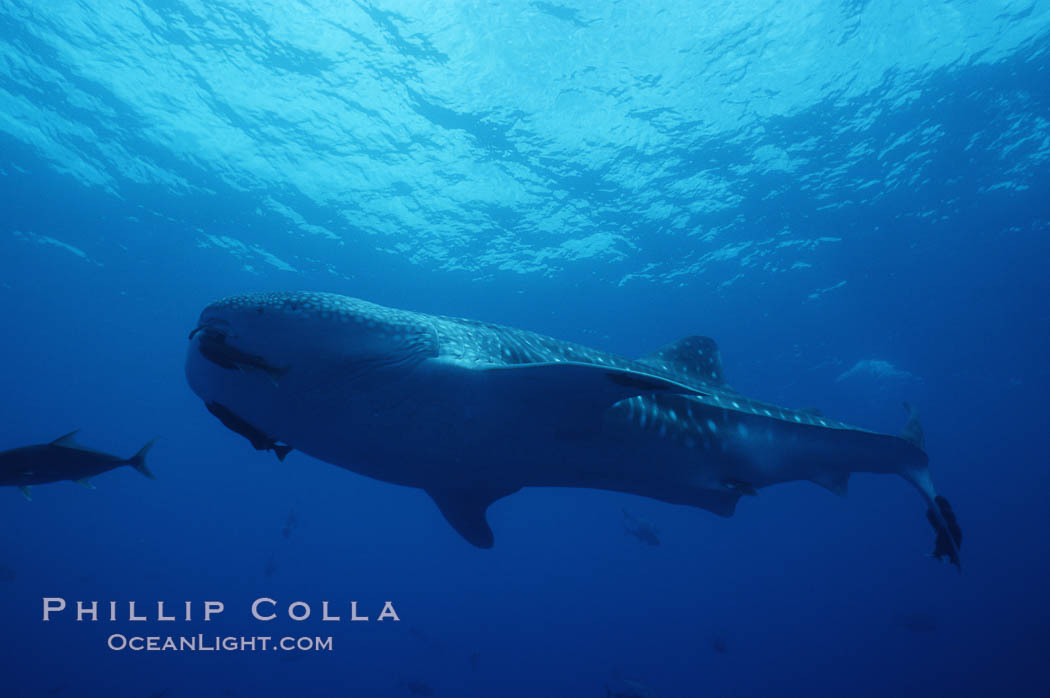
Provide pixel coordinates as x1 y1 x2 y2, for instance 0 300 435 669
185 291 961 567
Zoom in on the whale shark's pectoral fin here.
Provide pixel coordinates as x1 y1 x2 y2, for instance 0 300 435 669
810 471 849 497
425 485 520 548
74 478 95 490
482 362 706 412
18 485 32 501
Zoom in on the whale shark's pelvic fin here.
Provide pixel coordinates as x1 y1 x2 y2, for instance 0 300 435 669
810 471 849 497
425 485 520 548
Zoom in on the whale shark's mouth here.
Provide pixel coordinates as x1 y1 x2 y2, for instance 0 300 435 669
188 324 220 340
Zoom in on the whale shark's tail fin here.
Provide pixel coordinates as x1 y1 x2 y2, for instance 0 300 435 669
905 467 962 570
927 495 962 565
898 403 961 570
126 438 158 480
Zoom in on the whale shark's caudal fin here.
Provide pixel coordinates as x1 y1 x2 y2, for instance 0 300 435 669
927 495 962 565
898 403 961 570
425 485 520 548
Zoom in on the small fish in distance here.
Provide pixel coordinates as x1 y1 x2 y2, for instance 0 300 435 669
0 431 156 500
281 509 298 538
402 679 435 697
623 509 661 546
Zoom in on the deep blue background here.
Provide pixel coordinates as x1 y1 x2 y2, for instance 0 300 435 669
2 2 1049 697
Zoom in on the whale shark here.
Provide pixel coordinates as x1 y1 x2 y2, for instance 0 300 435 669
185 291 961 567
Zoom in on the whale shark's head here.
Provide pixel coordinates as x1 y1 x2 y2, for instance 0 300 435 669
185 292 439 421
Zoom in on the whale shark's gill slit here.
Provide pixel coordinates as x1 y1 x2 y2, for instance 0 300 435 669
337 328 438 384
339 343 435 387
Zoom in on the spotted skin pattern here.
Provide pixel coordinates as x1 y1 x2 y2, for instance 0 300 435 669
188 292 960 566
206 292 855 434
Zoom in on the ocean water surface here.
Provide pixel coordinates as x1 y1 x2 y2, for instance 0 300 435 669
1 1 1049 696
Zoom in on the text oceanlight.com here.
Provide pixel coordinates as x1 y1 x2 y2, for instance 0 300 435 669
107 634 333 652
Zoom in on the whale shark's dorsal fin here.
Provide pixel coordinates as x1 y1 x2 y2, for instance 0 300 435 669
425 486 520 548
638 336 729 388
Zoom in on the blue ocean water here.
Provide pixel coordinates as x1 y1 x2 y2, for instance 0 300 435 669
1 1 1049 696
